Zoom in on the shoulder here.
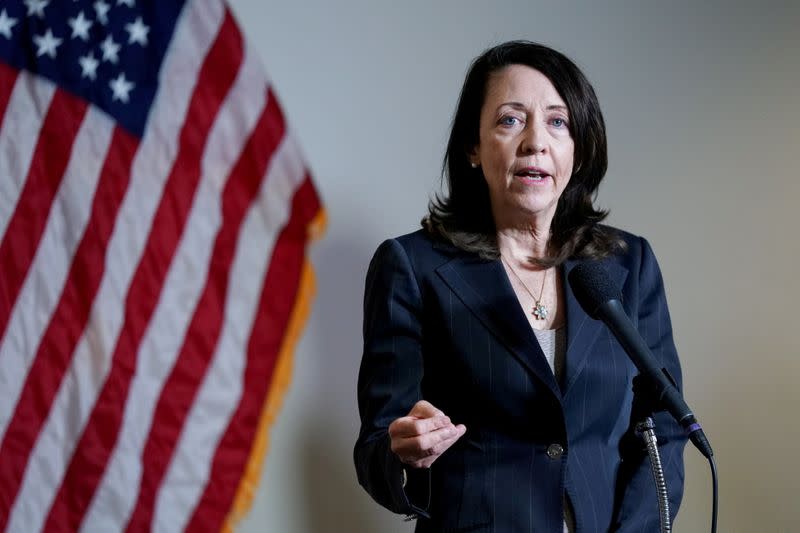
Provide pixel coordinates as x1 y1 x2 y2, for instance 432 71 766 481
596 224 657 268
392 228 458 254
374 229 468 267
366 229 477 296
593 225 667 300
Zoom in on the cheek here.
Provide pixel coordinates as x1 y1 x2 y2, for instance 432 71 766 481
480 146 511 181
557 144 575 177
558 176 572 196
480 140 505 166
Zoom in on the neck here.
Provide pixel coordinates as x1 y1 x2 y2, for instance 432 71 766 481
493 205 556 265
496 226 551 265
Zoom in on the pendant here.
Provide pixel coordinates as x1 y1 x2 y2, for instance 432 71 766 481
532 301 549 320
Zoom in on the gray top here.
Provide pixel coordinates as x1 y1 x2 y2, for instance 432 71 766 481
532 326 572 533
532 327 566 382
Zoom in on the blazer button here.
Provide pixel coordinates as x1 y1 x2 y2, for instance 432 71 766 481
546 443 564 459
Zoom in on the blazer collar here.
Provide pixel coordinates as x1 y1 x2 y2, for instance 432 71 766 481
562 257 628 395
435 253 629 399
436 255 562 399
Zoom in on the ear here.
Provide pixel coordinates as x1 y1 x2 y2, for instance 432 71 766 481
466 146 480 168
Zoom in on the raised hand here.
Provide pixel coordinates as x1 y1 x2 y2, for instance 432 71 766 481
389 400 467 469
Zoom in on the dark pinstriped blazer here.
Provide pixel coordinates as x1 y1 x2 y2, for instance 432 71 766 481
354 228 687 532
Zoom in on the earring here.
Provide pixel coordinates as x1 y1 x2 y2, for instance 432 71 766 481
470 162 478 168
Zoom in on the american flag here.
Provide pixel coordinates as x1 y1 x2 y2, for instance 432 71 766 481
0 0 323 531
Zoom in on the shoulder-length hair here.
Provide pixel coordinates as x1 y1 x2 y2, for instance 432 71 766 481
424 40 624 266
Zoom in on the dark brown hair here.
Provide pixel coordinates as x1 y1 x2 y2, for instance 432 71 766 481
424 40 624 266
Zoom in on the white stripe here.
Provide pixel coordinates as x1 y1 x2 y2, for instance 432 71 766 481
81 2 260 531
0 98 110 441
2 1 226 532
153 133 308 533
85 35 266 533
0 71 54 244
2 106 114 533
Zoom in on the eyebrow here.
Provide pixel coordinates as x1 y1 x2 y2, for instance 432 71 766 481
499 102 569 113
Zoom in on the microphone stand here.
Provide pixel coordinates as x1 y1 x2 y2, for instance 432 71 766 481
631 375 671 533
635 417 671 533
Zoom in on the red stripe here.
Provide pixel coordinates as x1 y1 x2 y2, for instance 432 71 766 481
0 88 87 529
123 88 286 532
0 124 134 532
0 63 19 131
186 176 321 531
41 11 244 532
0 90 86 346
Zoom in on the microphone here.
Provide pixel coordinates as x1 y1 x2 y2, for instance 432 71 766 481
567 262 713 458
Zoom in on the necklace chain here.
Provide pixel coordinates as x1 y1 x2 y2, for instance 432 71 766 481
501 256 550 320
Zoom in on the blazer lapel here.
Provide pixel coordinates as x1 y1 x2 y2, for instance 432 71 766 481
436 255 561 399
562 258 629 395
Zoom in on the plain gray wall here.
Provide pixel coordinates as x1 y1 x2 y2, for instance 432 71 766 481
226 1 800 531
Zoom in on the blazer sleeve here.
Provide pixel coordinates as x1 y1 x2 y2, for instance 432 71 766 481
353 238 431 517
611 237 689 531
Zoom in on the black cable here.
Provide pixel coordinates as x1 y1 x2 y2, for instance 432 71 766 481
709 454 718 533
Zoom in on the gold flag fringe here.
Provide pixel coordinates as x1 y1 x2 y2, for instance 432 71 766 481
222 208 327 532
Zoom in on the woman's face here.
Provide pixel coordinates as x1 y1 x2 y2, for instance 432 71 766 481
471 65 574 228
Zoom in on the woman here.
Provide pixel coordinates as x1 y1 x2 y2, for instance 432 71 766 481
354 41 687 532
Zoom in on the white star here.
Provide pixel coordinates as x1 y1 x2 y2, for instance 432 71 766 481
117 0 134 6
24 0 49 18
93 0 110 25
0 10 18 39
68 11 93 41
79 52 99 80
33 28 62 58
100 34 120 63
125 16 148 46
109 72 133 103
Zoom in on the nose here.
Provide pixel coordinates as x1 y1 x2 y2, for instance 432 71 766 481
521 123 546 155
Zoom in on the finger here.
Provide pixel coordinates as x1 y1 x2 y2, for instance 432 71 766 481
423 424 467 458
394 423 460 457
389 414 451 438
396 427 467 467
422 424 466 455
408 400 444 419
427 431 463 457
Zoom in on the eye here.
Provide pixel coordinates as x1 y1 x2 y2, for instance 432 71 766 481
499 115 522 127
551 117 569 129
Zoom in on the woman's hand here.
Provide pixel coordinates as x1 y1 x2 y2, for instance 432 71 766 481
389 400 467 469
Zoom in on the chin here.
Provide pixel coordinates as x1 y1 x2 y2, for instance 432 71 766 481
517 197 557 214
524 201 560 219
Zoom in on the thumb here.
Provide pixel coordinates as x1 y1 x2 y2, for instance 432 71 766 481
409 400 444 419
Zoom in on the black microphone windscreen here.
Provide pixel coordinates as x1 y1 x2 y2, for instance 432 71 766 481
567 262 623 319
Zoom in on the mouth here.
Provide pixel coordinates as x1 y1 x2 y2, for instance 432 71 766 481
514 166 551 183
